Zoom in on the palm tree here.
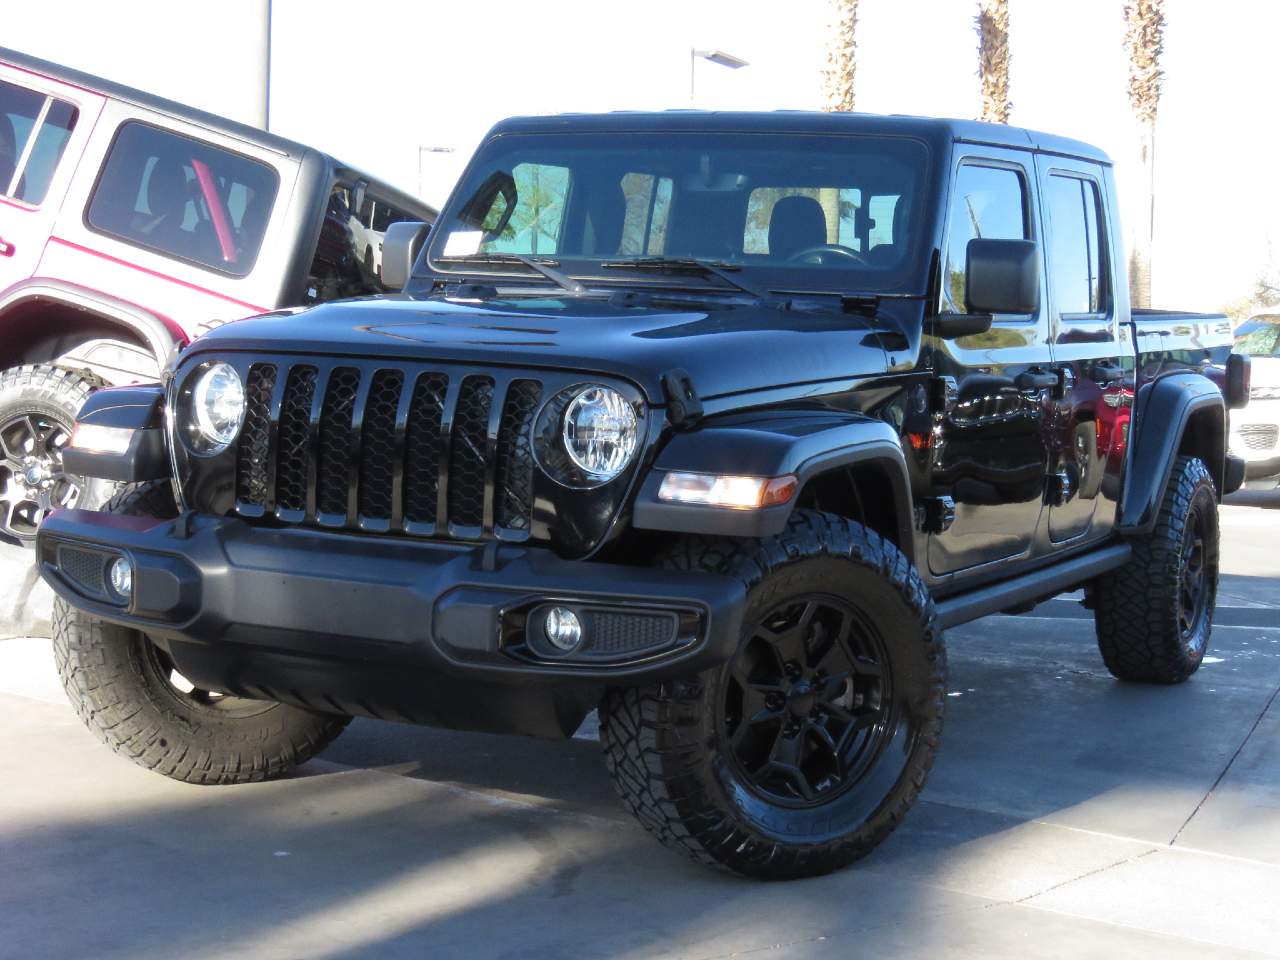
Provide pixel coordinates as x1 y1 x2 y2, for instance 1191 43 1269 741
1124 0 1165 309
819 0 858 241
822 0 858 113
976 0 1011 124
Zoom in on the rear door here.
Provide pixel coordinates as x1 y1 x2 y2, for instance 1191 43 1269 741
0 65 102 290
1035 156 1129 543
928 150 1055 576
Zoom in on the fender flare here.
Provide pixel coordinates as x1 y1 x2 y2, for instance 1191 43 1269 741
1118 371 1226 535
0 278 185 371
631 410 915 560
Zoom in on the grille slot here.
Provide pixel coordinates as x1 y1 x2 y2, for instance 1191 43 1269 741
275 366 318 512
357 370 404 520
449 376 494 528
316 367 361 517
235 363 277 506
403 372 448 525
232 361 549 540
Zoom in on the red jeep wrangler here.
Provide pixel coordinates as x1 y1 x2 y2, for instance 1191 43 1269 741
0 46 435 544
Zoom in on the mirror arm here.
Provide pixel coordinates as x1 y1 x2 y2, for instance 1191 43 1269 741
929 312 994 339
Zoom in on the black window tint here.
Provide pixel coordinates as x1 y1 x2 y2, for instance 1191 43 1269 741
0 79 78 204
944 164 1028 313
1046 174 1106 314
86 122 279 276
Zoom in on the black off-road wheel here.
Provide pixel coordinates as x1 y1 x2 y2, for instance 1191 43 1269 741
53 480 350 784
1093 455 1220 683
599 511 945 880
0 364 115 546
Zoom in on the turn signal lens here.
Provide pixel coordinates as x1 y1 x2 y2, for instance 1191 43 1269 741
70 423 135 455
657 472 797 510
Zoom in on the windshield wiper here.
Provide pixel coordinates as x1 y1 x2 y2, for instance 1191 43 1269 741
599 257 765 300
436 253 585 294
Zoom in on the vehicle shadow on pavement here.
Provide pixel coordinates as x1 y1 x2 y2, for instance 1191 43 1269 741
3 592 1279 959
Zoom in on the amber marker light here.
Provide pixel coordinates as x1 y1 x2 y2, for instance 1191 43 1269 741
657 472 798 510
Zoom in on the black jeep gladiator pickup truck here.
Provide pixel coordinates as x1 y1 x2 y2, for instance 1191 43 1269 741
38 111 1251 879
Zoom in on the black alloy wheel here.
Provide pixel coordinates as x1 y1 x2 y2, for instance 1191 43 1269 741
721 594 893 808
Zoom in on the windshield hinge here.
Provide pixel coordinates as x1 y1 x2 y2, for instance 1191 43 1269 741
662 368 704 430
840 295 881 317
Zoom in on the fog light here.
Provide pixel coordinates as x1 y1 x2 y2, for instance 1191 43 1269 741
109 556 133 599
544 606 583 651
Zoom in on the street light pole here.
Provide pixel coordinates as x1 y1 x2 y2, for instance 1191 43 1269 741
689 48 750 105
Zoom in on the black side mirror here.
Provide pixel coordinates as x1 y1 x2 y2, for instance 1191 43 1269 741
380 221 430 291
966 238 1039 315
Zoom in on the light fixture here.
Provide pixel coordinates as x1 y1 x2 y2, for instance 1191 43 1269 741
543 607 583 652
690 47 750 103
658 472 797 510
70 423 135 455
109 556 133 599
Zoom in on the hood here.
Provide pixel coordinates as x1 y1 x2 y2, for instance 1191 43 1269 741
190 293 911 405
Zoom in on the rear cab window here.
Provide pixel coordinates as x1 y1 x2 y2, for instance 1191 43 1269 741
0 78 79 205
85 121 279 276
305 183 424 303
1044 174 1109 316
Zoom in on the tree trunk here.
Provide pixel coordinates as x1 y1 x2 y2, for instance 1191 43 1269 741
822 0 858 113
1128 120 1155 308
976 0 1011 123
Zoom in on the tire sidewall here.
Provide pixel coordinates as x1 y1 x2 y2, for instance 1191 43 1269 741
694 552 938 847
1179 475 1219 666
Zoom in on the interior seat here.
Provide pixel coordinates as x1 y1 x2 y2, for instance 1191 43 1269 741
767 195 827 259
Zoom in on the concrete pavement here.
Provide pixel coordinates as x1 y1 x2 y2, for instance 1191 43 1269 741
0 500 1277 959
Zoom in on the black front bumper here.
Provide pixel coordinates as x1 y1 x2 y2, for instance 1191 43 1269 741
37 510 745 738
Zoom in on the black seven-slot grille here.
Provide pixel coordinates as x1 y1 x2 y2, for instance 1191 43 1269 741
231 359 546 540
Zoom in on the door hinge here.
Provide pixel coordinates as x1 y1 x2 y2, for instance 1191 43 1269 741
928 376 958 414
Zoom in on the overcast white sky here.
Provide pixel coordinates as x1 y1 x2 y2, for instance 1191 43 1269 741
8 0 1274 311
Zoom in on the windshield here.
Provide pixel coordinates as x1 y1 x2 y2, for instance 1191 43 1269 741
424 131 932 295
1236 320 1280 357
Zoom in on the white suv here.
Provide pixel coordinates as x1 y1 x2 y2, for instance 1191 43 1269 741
1231 314 1280 489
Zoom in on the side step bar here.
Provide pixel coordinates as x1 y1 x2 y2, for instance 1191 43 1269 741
935 542 1132 630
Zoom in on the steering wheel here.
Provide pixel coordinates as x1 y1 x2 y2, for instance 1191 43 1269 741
787 243 867 266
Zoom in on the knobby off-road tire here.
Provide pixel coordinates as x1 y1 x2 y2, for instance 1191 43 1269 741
599 510 945 880
1094 455 1220 684
53 480 350 784
0 364 114 545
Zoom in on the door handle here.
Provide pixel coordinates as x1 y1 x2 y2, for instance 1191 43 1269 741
0 236 14 257
1092 361 1124 383
1015 369 1058 391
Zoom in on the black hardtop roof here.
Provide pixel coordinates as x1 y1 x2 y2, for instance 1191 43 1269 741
488 110 1113 165
0 45 434 217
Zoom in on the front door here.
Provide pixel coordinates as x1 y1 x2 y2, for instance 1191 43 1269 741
928 151 1055 576
0 65 100 290
1035 156 1127 543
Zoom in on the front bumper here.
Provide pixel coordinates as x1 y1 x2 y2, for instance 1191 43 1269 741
37 510 745 738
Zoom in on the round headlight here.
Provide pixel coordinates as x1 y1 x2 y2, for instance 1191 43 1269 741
561 386 639 483
188 362 245 453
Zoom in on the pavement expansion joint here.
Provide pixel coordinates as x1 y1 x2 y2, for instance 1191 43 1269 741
1170 681 1280 847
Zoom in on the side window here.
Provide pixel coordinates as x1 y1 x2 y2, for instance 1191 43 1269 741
1045 174 1107 315
943 164 1028 313
480 163 569 255
618 172 673 256
86 122 279 276
0 79 79 205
